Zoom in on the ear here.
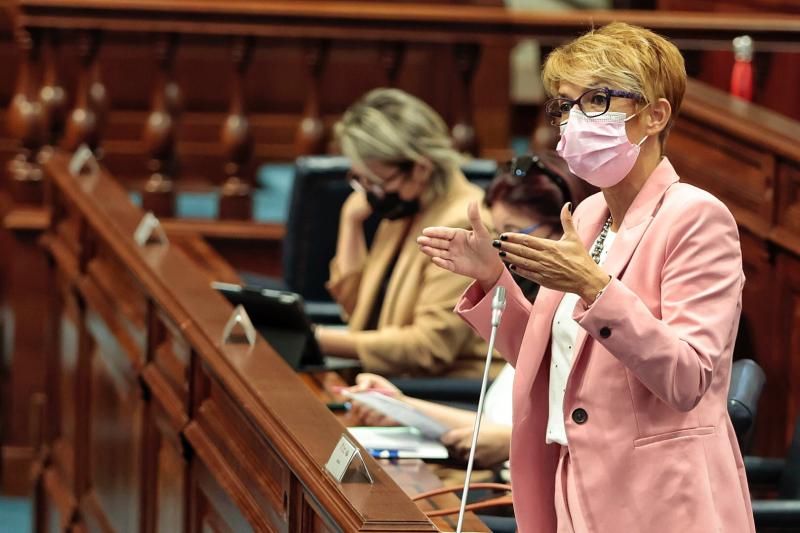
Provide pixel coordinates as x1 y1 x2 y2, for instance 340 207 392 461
645 97 672 137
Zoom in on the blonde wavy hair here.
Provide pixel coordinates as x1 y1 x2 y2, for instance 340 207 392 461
334 88 463 197
542 22 687 150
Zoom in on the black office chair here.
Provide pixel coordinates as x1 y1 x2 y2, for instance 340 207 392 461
728 358 766 452
746 413 800 530
389 377 485 411
243 156 498 323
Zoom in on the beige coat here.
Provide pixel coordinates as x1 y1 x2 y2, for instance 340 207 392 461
327 173 501 378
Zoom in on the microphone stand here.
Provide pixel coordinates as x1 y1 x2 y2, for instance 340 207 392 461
455 286 506 533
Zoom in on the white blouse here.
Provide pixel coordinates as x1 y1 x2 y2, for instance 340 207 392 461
484 363 515 426
545 229 616 446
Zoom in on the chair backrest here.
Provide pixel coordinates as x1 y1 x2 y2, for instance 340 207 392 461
727 358 766 452
284 156 497 302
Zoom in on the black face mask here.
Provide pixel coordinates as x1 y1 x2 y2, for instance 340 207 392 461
366 191 421 221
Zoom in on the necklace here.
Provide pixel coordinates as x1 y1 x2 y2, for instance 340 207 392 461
590 217 613 264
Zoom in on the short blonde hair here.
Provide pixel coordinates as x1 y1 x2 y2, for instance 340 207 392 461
334 88 463 196
542 22 686 148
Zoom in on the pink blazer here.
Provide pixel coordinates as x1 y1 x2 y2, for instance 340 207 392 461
456 158 754 533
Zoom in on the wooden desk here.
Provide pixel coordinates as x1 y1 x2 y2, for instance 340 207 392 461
32 150 488 532
300 372 493 532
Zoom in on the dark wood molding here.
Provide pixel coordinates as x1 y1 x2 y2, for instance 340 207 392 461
14 1 800 51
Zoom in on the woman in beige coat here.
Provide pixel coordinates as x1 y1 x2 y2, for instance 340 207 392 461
314 88 497 378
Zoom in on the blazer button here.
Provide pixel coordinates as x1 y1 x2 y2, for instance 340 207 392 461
599 326 611 339
572 408 588 425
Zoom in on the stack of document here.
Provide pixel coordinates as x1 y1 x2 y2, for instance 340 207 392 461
347 426 449 460
341 390 451 459
342 390 449 438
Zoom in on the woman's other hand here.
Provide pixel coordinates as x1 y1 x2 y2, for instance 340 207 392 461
346 373 403 427
497 203 610 303
441 422 511 469
348 373 402 398
342 190 373 224
417 201 504 290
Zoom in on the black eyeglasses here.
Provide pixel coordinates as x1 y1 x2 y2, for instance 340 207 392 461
507 155 565 189
495 154 571 203
347 160 413 198
544 87 644 124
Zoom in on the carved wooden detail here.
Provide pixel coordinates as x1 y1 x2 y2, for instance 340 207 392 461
451 43 481 156
7 28 46 205
62 31 107 156
295 40 330 157
40 31 67 151
143 33 182 218
379 42 406 87
219 36 256 220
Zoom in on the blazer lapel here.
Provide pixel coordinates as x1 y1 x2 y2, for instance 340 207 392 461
517 196 608 396
568 158 680 378
349 218 411 330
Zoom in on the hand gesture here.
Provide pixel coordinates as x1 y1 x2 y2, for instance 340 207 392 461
496 203 610 302
417 201 504 287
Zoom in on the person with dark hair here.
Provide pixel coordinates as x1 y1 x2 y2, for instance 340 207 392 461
349 152 592 469
484 152 596 303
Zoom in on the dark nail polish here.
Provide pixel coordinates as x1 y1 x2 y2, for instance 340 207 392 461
567 202 573 214
492 240 501 249
500 234 508 241
498 251 506 257
509 264 516 271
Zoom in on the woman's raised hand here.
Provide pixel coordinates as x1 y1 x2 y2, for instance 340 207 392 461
342 190 374 224
417 201 504 288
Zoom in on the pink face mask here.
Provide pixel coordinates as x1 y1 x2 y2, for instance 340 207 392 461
556 108 648 189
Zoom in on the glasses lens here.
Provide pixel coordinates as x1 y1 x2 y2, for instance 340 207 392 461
579 88 611 117
348 171 383 197
545 98 573 120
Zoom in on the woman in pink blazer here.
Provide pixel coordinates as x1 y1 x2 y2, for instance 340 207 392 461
417 22 754 533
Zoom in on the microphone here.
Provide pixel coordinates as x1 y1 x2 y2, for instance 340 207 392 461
491 286 506 328
455 286 506 533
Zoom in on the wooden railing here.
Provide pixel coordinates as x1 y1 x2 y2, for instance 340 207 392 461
7 1 800 221
35 148 487 532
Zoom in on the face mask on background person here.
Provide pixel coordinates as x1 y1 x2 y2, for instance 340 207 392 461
365 191 421 221
556 106 648 189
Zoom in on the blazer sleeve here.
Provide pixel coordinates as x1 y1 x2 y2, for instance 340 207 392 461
455 267 533 368
325 256 365 318
573 194 744 412
349 259 480 376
